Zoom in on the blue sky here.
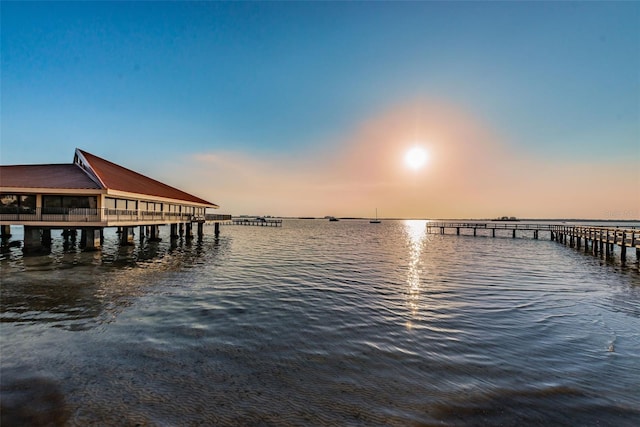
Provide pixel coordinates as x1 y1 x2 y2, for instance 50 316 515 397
1 1 639 218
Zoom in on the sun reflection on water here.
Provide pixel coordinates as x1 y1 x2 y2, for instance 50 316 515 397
403 220 429 326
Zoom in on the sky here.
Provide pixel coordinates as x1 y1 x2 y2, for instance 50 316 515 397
1 1 639 219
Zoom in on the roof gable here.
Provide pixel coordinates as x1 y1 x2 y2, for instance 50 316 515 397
76 149 217 207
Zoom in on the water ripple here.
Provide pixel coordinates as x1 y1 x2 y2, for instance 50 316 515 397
1 220 639 425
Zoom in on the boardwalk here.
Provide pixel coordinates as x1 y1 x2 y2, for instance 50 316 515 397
427 221 640 264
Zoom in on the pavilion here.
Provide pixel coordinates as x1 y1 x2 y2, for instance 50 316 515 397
0 148 230 252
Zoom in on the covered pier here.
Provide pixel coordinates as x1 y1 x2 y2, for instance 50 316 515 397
1 148 231 253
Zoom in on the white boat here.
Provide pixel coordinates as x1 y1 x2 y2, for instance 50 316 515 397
370 209 381 224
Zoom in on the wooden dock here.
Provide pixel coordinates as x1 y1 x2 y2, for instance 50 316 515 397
427 222 640 264
230 218 282 227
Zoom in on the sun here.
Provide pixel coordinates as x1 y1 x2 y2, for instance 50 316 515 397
404 146 429 170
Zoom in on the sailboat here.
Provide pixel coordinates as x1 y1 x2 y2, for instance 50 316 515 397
370 208 381 224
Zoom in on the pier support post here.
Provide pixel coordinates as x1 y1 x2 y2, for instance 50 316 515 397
214 222 220 236
120 227 134 246
621 232 626 264
473 228 477 237
512 229 516 239
599 231 604 256
179 223 184 237
576 236 581 249
534 230 538 240
170 224 179 239
492 229 496 238
23 226 47 254
62 229 77 250
197 222 204 238
440 227 444 235
139 226 146 244
550 231 555 241
185 222 193 239
149 225 161 242
456 227 460 236
1 225 11 239
81 228 101 251
41 229 52 248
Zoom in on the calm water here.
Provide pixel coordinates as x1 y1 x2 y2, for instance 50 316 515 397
1 220 639 426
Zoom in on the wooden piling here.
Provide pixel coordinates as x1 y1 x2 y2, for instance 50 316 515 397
427 222 639 268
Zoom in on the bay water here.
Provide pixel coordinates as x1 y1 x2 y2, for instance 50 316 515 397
1 220 639 426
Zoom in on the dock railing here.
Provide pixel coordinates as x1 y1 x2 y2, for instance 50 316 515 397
1 208 232 225
427 221 639 264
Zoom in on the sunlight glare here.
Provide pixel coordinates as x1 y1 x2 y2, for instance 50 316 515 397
404 220 428 320
405 146 429 170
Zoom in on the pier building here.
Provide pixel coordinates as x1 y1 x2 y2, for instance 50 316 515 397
0 148 231 252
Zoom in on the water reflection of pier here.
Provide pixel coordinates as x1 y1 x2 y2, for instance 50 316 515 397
0 229 221 330
427 221 640 264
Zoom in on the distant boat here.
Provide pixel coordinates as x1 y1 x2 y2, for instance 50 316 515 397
370 209 381 224
329 216 339 222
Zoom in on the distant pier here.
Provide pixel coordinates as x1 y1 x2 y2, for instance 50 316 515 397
228 218 282 227
427 222 640 264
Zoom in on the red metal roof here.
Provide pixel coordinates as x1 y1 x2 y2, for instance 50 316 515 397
1 150 218 208
77 149 217 207
0 164 102 189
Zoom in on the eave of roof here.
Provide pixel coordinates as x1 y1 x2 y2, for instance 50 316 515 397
77 149 218 207
0 164 103 190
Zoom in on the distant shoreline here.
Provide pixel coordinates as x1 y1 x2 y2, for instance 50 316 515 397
272 217 640 223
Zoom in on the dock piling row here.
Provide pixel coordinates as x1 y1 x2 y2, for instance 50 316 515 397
427 222 639 265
